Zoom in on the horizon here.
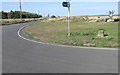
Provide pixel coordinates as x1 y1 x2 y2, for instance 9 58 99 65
2 2 118 16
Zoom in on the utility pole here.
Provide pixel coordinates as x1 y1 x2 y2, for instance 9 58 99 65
19 0 22 19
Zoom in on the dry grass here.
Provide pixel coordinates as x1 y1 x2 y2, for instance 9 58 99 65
1 18 43 25
41 15 119 23
24 16 119 48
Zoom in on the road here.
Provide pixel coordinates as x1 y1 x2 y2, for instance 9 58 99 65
2 20 118 73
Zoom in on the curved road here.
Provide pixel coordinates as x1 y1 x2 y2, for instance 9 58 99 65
2 20 118 73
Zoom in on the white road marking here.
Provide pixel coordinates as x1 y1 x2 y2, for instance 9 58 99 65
18 26 118 50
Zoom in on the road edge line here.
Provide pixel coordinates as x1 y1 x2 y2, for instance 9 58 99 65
17 26 118 50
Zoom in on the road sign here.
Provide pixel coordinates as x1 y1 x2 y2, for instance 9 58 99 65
62 2 70 7
62 1 71 36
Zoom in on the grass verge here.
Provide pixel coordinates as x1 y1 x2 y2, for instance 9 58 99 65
1 18 42 26
24 17 119 48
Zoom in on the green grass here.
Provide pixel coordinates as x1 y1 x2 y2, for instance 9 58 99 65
24 32 37 38
24 18 119 48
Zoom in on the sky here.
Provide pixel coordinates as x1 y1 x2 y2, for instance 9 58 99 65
2 2 118 16
2 0 120 2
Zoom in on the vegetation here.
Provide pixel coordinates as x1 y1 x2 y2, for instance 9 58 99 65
24 16 119 48
51 15 56 18
1 10 43 25
2 18 42 25
1 10 42 19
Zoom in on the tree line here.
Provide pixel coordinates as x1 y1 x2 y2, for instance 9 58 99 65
1 10 42 19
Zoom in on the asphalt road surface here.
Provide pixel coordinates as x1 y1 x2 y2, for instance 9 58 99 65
2 20 118 73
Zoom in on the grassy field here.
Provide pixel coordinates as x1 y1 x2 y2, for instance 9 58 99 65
1 18 42 25
24 16 119 48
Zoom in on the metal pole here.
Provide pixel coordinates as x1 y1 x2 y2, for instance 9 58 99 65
68 5 70 36
104 16 105 22
19 0 22 19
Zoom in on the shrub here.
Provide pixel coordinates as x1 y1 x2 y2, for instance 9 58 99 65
98 16 100 18
114 19 120 22
51 15 56 18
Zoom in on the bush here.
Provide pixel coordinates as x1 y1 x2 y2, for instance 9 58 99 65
98 16 100 18
114 19 120 22
51 15 56 18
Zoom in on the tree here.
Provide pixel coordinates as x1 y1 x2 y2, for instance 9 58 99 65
14 11 20 18
2 10 42 19
2 11 8 19
8 10 15 19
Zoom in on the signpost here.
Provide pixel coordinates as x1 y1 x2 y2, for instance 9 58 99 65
106 10 115 22
62 1 71 36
